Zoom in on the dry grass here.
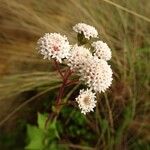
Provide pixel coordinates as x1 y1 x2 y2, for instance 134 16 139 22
0 0 149 149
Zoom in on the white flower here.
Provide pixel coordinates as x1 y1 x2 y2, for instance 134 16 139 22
67 44 92 71
37 33 71 63
76 89 96 115
73 23 98 39
92 41 112 61
80 56 113 93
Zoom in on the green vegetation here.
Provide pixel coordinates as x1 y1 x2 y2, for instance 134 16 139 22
0 0 149 149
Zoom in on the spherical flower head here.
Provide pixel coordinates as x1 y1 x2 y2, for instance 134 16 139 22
75 89 97 115
67 44 92 71
37 33 71 63
92 41 112 61
80 56 113 93
73 23 98 39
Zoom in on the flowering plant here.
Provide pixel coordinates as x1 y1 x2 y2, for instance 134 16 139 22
37 23 113 117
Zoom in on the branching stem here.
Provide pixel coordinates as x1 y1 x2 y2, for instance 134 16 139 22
45 68 72 128
56 69 72 105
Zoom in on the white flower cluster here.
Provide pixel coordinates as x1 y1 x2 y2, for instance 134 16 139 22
79 56 113 92
75 89 96 114
71 23 113 114
67 44 92 71
92 41 112 61
37 33 70 63
37 23 113 115
73 23 98 39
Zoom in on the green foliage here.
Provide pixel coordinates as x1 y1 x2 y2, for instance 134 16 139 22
60 107 97 146
26 125 45 149
25 113 67 150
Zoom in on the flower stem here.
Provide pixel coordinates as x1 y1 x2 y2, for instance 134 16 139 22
65 80 79 87
45 69 72 128
56 69 72 106
53 60 64 79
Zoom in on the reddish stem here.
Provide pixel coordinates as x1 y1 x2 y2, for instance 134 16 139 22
65 80 79 87
45 68 72 128
53 60 64 79
56 69 72 105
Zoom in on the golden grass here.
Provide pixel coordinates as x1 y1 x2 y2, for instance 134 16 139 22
0 0 149 148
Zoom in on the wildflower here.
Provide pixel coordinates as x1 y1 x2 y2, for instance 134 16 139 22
80 56 113 93
92 41 112 61
37 33 71 63
37 23 113 115
76 89 96 114
73 23 98 39
67 44 92 71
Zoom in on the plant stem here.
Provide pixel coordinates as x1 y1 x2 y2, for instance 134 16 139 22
65 80 79 87
53 60 64 79
56 69 72 106
45 69 72 128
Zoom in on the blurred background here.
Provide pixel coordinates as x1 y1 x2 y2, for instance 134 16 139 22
0 0 149 149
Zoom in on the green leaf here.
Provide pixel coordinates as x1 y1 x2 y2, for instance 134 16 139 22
25 125 45 150
37 113 47 130
48 120 59 139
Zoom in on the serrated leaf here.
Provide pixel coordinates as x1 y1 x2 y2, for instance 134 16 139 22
25 125 45 150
